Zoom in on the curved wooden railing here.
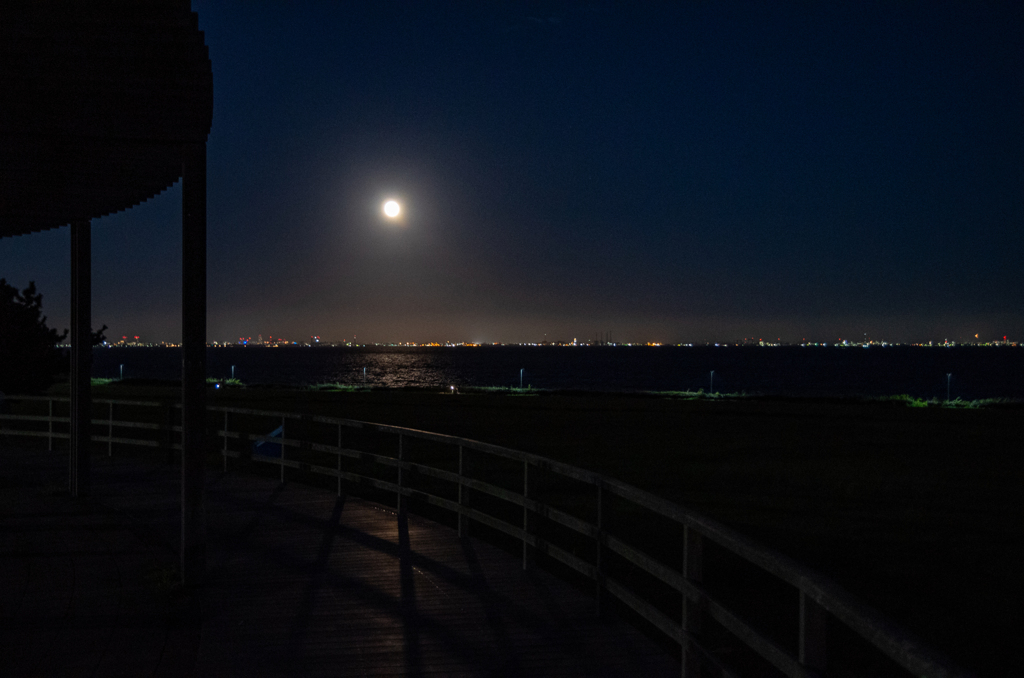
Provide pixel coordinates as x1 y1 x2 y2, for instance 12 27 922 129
0 395 971 678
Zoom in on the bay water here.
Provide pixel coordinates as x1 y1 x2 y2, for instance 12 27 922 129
91 345 1024 400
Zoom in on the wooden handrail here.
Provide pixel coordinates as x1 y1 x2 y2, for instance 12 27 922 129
0 395 971 677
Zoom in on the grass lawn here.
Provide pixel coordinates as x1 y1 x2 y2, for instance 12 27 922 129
81 384 1024 674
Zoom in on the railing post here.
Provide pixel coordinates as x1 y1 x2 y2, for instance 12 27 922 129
457 445 467 537
397 434 405 513
799 590 827 672
222 410 229 471
337 424 342 497
595 480 604 616
522 459 530 570
682 524 704 678
280 416 286 483
108 402 114 456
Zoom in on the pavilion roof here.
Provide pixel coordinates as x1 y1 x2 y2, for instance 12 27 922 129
1 1 213 238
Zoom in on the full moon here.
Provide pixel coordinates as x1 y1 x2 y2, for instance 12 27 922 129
383 200 401 218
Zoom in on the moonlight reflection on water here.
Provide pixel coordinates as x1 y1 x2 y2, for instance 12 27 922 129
88 345 1024 400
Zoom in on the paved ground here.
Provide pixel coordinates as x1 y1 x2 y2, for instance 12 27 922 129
0 444 678 676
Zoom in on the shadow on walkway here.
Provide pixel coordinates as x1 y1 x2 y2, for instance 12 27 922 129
0 444 677 676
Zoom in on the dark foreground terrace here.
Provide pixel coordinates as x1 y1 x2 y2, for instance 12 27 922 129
0 443 676 677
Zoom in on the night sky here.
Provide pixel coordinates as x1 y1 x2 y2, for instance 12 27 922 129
2 1 1022 345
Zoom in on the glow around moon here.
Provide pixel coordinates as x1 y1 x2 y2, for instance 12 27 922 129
383 200 401 218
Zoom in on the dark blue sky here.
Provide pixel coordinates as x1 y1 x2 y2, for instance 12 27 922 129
2 1 1022 344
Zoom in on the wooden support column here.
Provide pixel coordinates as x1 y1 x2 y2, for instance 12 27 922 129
181 142 207 587
69 220 92 497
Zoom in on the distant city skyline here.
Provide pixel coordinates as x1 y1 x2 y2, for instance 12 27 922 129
94 333 1017 349
3 2 1021 345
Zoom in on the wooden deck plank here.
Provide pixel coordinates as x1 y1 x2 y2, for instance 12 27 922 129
1 444 677 676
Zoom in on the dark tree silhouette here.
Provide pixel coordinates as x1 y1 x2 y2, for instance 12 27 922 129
0 279 106 394
0 279 66 394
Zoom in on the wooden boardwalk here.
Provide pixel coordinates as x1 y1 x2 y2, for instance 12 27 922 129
0 444 677 677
